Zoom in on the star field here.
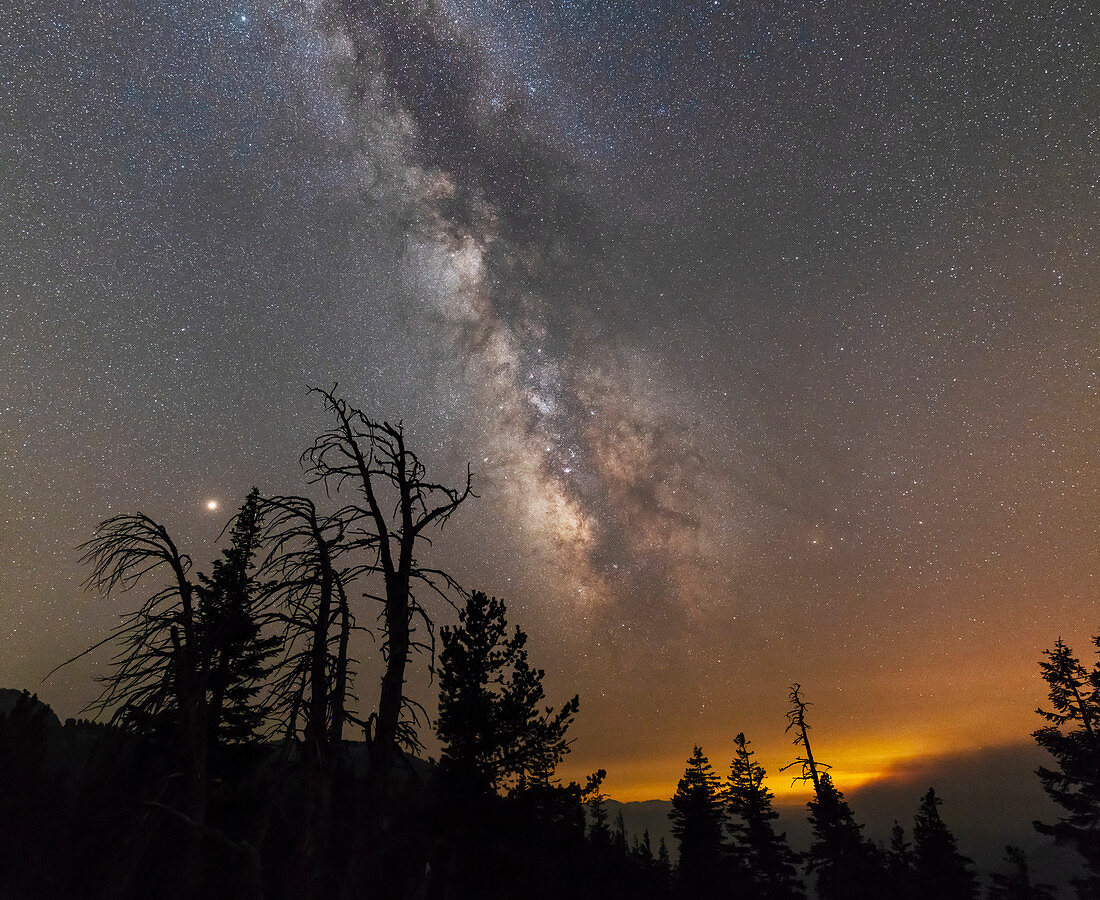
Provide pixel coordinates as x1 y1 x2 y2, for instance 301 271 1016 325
2 0 1098 799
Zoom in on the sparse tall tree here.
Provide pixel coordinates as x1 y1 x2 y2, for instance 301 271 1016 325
435 590 579 795
726 732 804 899
657 836 673 881
638 828 655 867
302 386 473 794
255 495 369 900
911 787 977 899
781 683 829 794
669 746 727 898
782 685 881 900
1033 636 1100 895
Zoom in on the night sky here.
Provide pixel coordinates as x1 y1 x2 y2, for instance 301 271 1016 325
3 0 1099 804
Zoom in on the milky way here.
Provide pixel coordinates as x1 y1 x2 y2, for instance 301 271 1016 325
3 0 1098 799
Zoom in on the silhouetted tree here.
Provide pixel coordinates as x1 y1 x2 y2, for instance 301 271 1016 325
259 495 366 755
726 731 804 899
783 686 881 899
1033 636 1100 895
257 494 368 900
74 513 210 895
911 787 977 899
781 683 830 794
803 773 882 899
197 489 281 745
614 809 629 856
62 507 286 899
886 821 918 899
670 746 727 898
587 767 611 846
302 386 473 798
657 836 673 883
637 828 655 867
76 515 200 737
986 845 1057 900
435 590 579 795
76 499 280 746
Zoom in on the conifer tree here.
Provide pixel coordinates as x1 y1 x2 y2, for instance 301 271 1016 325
725 732 804 899
805 773 882 900
657 836 673 879
911 787 977 900
1033 636 1100 894
614 809 629 856
586 768 611 845
986 845 1056 900
669 745 727 898
196 489 281 744
886 821 918 899
436 590 579 794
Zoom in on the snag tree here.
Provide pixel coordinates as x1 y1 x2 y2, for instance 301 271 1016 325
302 385 474 790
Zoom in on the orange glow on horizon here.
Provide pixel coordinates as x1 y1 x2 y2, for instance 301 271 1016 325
568 738 941 804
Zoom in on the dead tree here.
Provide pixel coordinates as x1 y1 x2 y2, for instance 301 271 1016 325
781 682 830 793
302 386 473 798
61 505 285 897
257 495 372 899
75 513 209 896
259 495 367 758
781 684 880 899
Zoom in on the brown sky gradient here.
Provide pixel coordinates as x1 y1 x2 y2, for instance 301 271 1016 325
3 0 1098 818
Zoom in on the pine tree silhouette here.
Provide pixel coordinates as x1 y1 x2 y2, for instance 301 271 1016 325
436 590 579 795
657 836 673 880
586 768 611 846
805 773 883 899
725 732 805 899
781 685 883 899
670 745 727 898
1033 636 1100 895
639 828 655 867
886 820 918 899
911 787 977 900
196 489 281 744
614 809 629 856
